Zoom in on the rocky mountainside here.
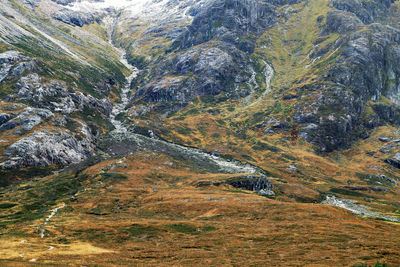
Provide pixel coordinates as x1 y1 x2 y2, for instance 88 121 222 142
1 0 400 265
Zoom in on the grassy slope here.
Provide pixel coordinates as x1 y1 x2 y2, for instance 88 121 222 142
1 0 400 265
0 153 400 266
138 0 400 226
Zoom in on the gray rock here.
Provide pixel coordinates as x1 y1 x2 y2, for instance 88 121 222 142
326 10 362 33
294 16 400 152
225 175 274 193
0 51 37 84
0 51 22 64
287 165 298 172
0 113 11 126
259 188 275 197
380 144 396 154
172 0 278 52
378 174 398 186
384 152 400 169
0 108 53 132
11 60 37 77
53 9 104 27
379 137 392 142
1 129 94 169
330 0 396 24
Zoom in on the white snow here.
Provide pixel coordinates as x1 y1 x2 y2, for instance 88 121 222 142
68 0 196 23
69 0 152 15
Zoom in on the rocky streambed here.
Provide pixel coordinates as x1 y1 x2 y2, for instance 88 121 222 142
323 195 400 223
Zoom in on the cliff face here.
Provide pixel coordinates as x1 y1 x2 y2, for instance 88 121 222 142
294 0 400 152
129 0 304 116
124 0 400 153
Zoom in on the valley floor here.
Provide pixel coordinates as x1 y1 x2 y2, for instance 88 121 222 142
1 152 400 266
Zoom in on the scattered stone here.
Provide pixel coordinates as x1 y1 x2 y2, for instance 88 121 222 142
378 174 398 186
378 137 392 143
287 165 298 172
380 144 396 154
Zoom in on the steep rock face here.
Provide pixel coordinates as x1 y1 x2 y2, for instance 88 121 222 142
134 43 250 106
172 0 278 53
295 0 400 152
330 0 396 23
131 0 303 115
53 9 104 27
0 49 114 170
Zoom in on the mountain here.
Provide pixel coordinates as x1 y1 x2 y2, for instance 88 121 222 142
1 0 400 265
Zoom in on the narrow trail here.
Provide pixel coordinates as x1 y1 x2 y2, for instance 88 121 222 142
38 203 66 239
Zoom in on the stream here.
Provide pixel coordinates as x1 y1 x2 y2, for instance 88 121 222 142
106 45 258 174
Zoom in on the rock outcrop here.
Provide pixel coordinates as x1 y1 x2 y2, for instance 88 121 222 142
1 128 94 169
130 0 304 115
295 0 400 152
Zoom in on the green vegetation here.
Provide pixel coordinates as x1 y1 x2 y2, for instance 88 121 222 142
0 172 89 224
166 223 216 235
98 172 128 181
125 224 164 237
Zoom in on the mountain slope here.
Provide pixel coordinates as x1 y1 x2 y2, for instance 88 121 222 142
1 0 400 265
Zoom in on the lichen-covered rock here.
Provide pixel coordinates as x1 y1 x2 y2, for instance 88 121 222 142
0 108 53 132
130 0 304 116
0 51 38 84
225 175 274 193
330 0 396 24
53 9 104 27
172 0 278 52
1 128 94 169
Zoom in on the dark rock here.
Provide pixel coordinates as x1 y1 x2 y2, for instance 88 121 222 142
326 10 362 33
53 9 103 27
172 0 278 52
384 152 400 169
197 174 274 196
0 113 11 126
225 175 273 192
0 108 53 132
380 144 396 154
378 174 398 186
379 137 392 142
330 0 396 24
294 18 400 152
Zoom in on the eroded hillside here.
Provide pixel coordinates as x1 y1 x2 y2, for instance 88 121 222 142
1 0 400 265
